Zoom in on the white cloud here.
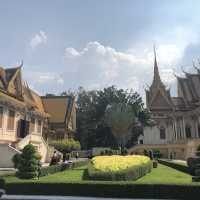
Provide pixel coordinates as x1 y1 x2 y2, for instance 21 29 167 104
63 41 183 98
37 73 64 85
30 31 47 49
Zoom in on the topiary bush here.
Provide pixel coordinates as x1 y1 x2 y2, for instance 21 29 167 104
12 153 21 169
88 155 152 181
13 144 41 179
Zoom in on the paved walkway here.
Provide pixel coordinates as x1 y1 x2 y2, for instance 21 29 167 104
161 159 187 165
1 195 160 200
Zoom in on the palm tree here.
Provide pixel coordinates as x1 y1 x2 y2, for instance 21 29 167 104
104 103 136 149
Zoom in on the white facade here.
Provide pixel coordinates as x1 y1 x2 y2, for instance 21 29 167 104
0 103 48 164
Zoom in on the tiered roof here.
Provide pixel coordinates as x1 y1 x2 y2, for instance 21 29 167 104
146 49 200 111
0 63 48 117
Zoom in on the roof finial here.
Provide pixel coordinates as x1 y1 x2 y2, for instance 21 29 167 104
153 44 161 83
16 60 23 68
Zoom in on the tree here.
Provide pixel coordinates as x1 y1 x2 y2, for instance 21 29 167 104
104 103 136 147
51 138 81 160
13 144 41 179
76 86 150 149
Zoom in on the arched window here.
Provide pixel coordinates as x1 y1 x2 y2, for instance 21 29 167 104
185 124 191 138
160 126 166 139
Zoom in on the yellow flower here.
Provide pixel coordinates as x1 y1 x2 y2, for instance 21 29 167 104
90 155 150 173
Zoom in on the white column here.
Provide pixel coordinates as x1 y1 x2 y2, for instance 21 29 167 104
175 119 178 140
182 117 186 139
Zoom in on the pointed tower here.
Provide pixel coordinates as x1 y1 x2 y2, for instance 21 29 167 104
146 47 173 110
150 46 165 89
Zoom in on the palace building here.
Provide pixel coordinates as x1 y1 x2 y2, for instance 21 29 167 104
131 50 200 160
0 63 77 167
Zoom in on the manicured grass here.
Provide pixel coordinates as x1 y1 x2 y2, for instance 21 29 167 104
3 164 200 185
135 164 193 185
4 166 87 183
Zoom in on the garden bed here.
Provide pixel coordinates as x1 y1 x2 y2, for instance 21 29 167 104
88 155 152 181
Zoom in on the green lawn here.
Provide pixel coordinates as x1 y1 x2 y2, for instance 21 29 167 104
3 164 200 185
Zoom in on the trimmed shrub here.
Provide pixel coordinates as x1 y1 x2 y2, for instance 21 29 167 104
5 182 200 199
158 159 189 174
13 144 41 179
153 160 158 168
40 160 88 177
12 153 21 169
88 155 152 181
0 178 5 189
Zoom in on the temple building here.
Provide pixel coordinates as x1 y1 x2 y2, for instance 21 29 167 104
41 95 76 141
0 63 51 167
131 49 200 160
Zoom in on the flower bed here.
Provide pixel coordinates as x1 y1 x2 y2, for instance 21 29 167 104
88 155 152 181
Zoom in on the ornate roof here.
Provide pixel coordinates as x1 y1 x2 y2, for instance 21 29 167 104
146 48 173 111
41 95 75 129
0 64 48 117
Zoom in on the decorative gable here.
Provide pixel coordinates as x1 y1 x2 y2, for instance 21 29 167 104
7 68 23 98
150 89 172 109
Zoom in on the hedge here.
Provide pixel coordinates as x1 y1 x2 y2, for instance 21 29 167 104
158 159 190 174
0 178 5 189
5 182 200 199
40 159 88 177
88 160 152 181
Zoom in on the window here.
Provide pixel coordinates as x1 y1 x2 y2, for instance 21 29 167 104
0 107 3 128
160 127 166 139
30 118 35 133
37 120 42 133
7 110 15 130
185 124 191 138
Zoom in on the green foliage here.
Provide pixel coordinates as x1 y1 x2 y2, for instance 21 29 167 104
152 149 162 159
87 156 152 181
4 164 200 199
196 144 200 157
153 160 158 168
158 159 189 174
76 86 150 149
12 153 21 169
51 139 81 154
40 160 88 177
5 182 200 199
0 178 5 189
13 144 41 179
104 103 135 147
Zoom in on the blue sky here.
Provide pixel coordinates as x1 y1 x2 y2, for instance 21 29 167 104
1 0 200 99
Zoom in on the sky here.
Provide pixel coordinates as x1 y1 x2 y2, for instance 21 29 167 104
1 0 200 100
